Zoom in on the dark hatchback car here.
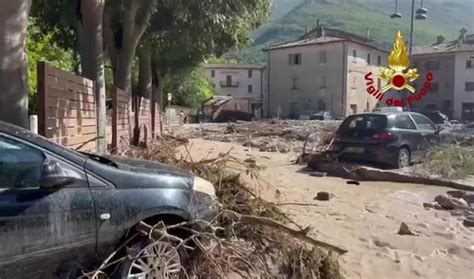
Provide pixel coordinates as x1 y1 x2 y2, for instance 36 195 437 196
413 109 449 124
310 111 332 121
0 121 219 278
330 112 440 168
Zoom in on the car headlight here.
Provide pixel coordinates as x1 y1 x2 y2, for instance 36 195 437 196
193 176 216 199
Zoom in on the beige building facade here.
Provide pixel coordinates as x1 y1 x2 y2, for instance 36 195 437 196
204 64 266 118
409 31 474 120
266 27 388 119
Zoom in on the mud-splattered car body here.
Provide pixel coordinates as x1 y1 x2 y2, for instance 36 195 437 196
0 121 218 278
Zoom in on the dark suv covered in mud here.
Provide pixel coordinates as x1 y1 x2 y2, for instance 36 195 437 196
0 121 219 278
331 111 441 169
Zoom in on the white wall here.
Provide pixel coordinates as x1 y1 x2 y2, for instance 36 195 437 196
206 67 263 100
454 52 474 120
345 42 388 115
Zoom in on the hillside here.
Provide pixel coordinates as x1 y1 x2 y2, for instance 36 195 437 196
227 0 474 63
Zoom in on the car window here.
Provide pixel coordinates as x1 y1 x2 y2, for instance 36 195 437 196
395 115 417 130
411 114 435 131
0 136 46 189
341 115 387 130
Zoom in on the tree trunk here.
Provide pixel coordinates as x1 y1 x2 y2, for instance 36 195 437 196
104 0 154 93
152 64 165 134
77 0 107 154
133 38 152 145
0 0 32 128
137 38 152 99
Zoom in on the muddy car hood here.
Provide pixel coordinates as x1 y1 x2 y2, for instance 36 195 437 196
86 155 194 190
105 155 190 177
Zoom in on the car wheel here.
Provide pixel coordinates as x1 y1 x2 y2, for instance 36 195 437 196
113 238 185 279
396 148 411 169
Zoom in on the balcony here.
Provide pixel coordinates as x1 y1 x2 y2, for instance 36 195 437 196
220 81 240 88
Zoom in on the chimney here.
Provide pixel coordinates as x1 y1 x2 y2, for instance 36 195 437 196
366 28 370 41
435 35 445 45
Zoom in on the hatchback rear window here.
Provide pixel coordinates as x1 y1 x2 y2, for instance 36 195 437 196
340 115 387 131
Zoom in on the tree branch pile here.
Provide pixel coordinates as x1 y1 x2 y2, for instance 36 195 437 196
113 138 346 278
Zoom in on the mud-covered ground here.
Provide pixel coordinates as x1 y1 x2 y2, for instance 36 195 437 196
178 138 474 279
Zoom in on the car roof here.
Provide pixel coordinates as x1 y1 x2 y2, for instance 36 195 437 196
348 111 421 117
0 120 87 166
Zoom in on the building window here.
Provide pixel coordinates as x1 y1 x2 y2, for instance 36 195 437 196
226 75 232 85
377 55 382 66
466 82 474 92
211 70 215 78
291 77 299 89
467 60 473 69
248 85 253 93
212 82 216 88
350 104 358 114
289 53 302 65
352 50 357 63
351 76 357 89
320 51 327 64
320 75 327 88
426 60 439 71
431 82 439 93
248 70 253 78
367 53 371 65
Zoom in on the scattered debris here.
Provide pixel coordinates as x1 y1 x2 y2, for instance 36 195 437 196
107 137 345 278
462 218 474 228
435 194 460 210
347 180 360 186
310 171 327 177
447 190 466 199
398 222 417 236
171 120 340 155
423 190 474 228
414 143 474 180
423 202 437 209
312 162 474 191
315 192 335 201
464 194 474 204
450 210 465 217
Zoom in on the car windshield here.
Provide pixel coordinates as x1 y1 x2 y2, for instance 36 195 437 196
340 115 387 131
1 1 473 278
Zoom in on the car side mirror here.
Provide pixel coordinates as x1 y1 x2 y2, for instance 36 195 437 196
41 159 74 189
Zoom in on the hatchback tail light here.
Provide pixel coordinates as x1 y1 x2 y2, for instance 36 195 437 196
372 132 396 142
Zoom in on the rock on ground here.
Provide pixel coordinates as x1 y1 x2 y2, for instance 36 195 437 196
315 191 335 201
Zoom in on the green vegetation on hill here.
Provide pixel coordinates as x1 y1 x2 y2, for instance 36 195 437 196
227 0 473 63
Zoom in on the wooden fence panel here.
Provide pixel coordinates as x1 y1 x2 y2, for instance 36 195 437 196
112 87 131 153
37 62 97 152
